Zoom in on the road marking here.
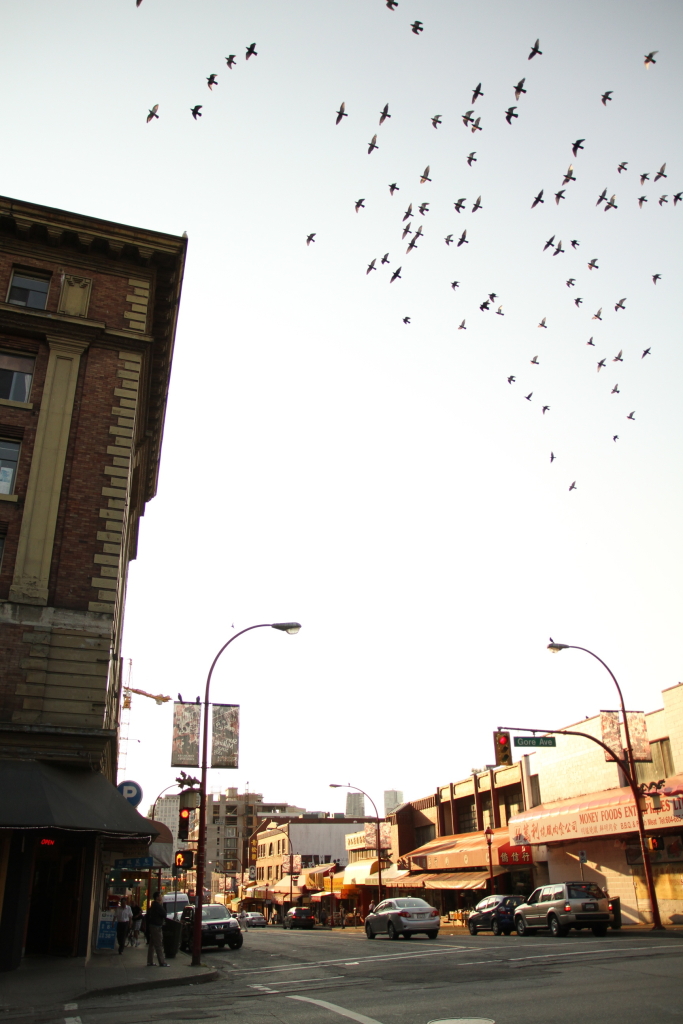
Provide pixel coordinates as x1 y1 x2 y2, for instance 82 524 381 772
64 1018 82 1024
288 995 384 1024
250 984 277 993
64 1006 78 1012
233 946 473 974
344 962 360 965
265 977 345 985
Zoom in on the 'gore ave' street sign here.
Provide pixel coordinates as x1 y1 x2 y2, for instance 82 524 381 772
513 736 557 747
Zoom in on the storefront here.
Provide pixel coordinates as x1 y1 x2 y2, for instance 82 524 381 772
508 775 683 925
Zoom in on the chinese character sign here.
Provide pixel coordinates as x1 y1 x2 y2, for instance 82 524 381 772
626 712 651 762
211 704 240 768
600 711 621 762
171 702 201 767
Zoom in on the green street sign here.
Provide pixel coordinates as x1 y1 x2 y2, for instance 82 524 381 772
513 736 556 747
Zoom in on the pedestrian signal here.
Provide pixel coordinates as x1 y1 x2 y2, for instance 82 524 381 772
494 730 512 766
178 807 191 842
175 850 194 870
648 836 665 852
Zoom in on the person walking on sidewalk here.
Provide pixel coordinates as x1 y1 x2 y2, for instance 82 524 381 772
146 891 169 967
114 897 133 954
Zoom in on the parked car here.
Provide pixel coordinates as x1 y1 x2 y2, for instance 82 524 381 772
284 907 315 929
468 895 526 935
514 882 612 937
365 898 440 940
180 904 243 950
244 911 267 928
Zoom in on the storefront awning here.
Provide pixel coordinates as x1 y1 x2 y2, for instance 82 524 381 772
365 866 410 886
403 828 520 870
343 860 378 886
424 868 507 891
508 774 683 846
0 759 157 836
270 875 307 894
390 873 436 888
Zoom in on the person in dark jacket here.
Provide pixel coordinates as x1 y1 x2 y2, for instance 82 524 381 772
146 892 169 966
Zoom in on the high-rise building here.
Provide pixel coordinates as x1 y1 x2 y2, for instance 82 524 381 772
0 195 186 969
345 792 365 817
384 790 403 815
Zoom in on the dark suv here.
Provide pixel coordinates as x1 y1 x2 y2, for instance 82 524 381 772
514 882 612 937
284 907 315 929
468 895 526 935
180 904 243 950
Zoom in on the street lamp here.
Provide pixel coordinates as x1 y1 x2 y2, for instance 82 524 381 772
191 621 301 966
330 783 384 904
484 826 495 895
546 641 664 930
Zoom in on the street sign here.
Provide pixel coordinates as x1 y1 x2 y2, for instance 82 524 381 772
114 856 153 869
117 780 143 807
513 736 556 748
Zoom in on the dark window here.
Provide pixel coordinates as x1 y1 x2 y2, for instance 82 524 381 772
0 353 34 403
635 738 675 783
0 534 4 570
567 883 605 900
456 800 477 834
415 823 436 846
394 898 430 908
7 272 50 310
0 441 20 494
530 775 542 808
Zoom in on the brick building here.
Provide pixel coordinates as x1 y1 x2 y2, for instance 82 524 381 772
0 195 186 969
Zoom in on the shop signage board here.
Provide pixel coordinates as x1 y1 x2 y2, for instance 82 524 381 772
96 911 116 950
114 856 153 869
510 791 683 846
513 737 556 748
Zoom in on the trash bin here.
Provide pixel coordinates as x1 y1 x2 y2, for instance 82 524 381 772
610 896 621 930
162 917 182 958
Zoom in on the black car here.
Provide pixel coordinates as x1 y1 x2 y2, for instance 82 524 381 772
180 904 243 950
468 895 526 936
284 907 315 929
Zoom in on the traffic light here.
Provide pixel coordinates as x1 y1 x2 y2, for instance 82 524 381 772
494 730 512 766
178 807 191 842
175 850 194 871
648 836 665 852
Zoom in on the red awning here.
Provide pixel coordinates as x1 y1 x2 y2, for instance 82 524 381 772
508 774 683 846
403 828 518 870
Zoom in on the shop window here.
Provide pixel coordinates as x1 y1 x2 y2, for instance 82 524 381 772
0 352 34 403
456 801 477 834
0 440 20 494
635 738 675 784
7 271 50 309
415 823 436 846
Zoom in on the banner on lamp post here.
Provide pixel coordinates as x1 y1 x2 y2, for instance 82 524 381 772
171 702 201 767
600 711 621 762
211 704 240 768
600 710 651 763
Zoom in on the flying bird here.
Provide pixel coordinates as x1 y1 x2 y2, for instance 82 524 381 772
614 297 626 311
505 106 518 124
543 235 555 250
472 82 484 102
306 233 316 246
530 355 539 364
480 300 490 311
550 452 556 462
554 189 566 205
514 78 527 99
336 102 347 124
673 192 683 205
572 139 585 156
592 308 603 320
406 236 419 253
420 165 431 183
445 234 453 245
611 384 620 394
472 196 482 212
597 359 606 372
496 305 504 315
642 348 651 358
531 190 544 208
411 20 424 34
403 317 411 324
574 297 583 307
379 104 391 125
366 259 377 274
654 163 667 181
471 116 482 133
538 317 547 328
587 258 598 270
191 105 202 119
454 198 466 213
431 114 442 128
525 392 533 401
451 281 460 290
402 222 412 239
207 74 218 89
640 172 650 185
604 194 617 211
389 183 399 195
458 320 466 329
644 51 658 68
507 375 515 383
586 337 595 345
571 239 580 248
386 0 398 8
457 230 468 246
225 55 236 69
553 239 564 255
596 188 607 206
368 134 378 154
403 203 413 221
462 110 475 127
245 42 258 59
569 481 577 491
613 349 623 362
601 90 613 105
528 38 542 59
658 194 668 206
627 411 635 420
467 152 477 166
566 278 575 287
542 406 550 414
488 293 497 301
355 198 365 212
638 195 648 208
617 161 628 173
562 165 576 184
146 104 159 122
613 435 619 442
381 253 390 264
390 267 402 282
418 202 429 215
652 273 661 284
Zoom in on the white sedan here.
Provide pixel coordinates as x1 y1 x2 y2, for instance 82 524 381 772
365 898 440 940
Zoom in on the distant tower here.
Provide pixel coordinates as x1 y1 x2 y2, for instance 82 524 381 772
384 790 403 816
345 792 365 817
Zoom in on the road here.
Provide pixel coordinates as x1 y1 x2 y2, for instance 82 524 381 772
48 926 683 1024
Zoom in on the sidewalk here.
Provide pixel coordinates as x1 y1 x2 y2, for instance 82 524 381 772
0 942 217 1013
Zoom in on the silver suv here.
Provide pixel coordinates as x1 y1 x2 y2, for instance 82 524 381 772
514 882 612 937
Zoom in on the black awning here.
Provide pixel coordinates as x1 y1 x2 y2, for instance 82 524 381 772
0 760 158 836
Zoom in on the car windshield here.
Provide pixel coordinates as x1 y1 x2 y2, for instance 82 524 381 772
291 909 313 915
394 899 430 909
501 896 525 907
204 906 230 920
567 884 605 900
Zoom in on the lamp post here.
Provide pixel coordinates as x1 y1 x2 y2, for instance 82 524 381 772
546 641 664 930
330 783 384 903
190 621 301 966
484 826 495 895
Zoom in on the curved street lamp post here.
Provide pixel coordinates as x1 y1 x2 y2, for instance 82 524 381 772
546 641 664 930
191 622 301 966
330 783 384 908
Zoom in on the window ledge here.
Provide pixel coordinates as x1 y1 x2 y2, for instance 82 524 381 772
0 493 19 502
0 398 33 410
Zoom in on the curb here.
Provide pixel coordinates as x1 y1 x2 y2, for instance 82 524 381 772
77 967 219 1000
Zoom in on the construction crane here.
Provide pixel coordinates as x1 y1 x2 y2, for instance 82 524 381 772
124 687 172 707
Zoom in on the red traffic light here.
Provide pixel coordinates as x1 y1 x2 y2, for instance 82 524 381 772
493 730 512 766
179 808 190 819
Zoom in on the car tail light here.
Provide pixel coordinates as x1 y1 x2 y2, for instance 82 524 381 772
608 902 613 911
399 911 411 918
564 903 572 912
430 910 439 917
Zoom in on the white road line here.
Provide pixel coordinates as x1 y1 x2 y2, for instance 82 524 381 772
288 995 385 1024
233 946 473 974
64 1005 78 1012
64 1018 82 1024
265 977 346 986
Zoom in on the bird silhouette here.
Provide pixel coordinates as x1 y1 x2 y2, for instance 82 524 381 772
431 114 442 128
611 384 620 394
542 406 550 414
381 253 390 264
617 161 628 173
525 392 533 401
505 106 518 124
411 20 424 34
496 305 504 316
191 105 202 119
555 190 566 205
528 38 542 59
640 172 650 185
658 194 668 206
355 198 365 212
566 278 575 287
587 259 599 270
597 359 606 372
604 195 617 211
472 196 482 212
553 240 564 255
445 234 453 245
601 90 613 105
638 196 648 208
454 198 466 213
225 55 236 68
614 298 626 311
674 193 682 205
562 165 576 185
596 188 607 207
472 82 484 102
403 317 411 324
451 280 460 290
627 411 635 420
178 693 183 702
366 259 377 274
390 267 402 283
571 240 580 248
587 337 594 345
592 308 603 320
480 300 490 312
471 116 482 133
457 230 468 246
467 152 477 166
418 202 429 215
531 190 544 208
613 349 623 362
379 104 391 125
402 222 412 239
207 74 218 90
335 102 347 125
389 183 399 195
574 297 583 307
420 165 431 183
572 139 585 156
531 355 539 364
386 0 398 8
613 435 619 442
543 235 555 251
368 134 378 154
569 481 577 491
514 78 527 99
146 104 159 122
652 273 661 284
306 233 316 246
550 452 556 462
458 320 466 330
642 348 651 358
246 42 258 59
462 110 475 127
508 375 516 383
403 204 413 221
644 51 658 68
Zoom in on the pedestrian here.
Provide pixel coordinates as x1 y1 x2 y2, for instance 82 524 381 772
130 901 143 946
368 900 376 914
146 891 169 967
114 897 133 954
239 908 247 930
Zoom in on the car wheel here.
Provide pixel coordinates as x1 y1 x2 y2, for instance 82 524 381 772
516 917 535 936
387 922 398 941
228 934 244 949
549 915 567 938
592 925 608 937
492 919 502 936
468 921 477 935
365 924 375 940
216 941 225 949
427 930 438 940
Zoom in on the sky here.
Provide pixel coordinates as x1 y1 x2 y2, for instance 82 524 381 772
2 0 681 820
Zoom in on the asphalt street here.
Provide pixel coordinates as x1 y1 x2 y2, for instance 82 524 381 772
31 927 683 1024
